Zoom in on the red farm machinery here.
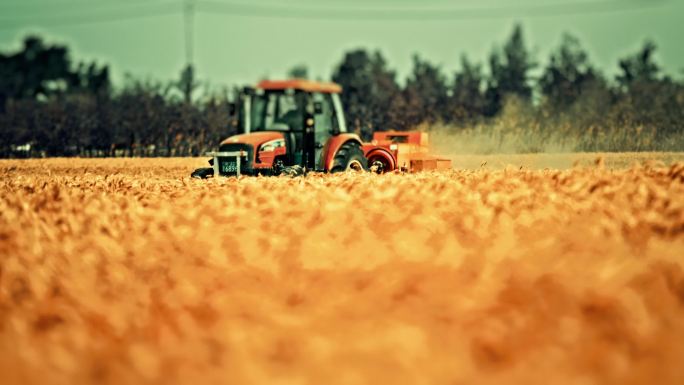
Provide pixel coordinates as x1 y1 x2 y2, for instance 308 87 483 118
191 79 451 178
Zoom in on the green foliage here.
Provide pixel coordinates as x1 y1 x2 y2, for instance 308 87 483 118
617 41 660 88
288 64 309 79
1 27 683 157
485 24 537 116
332 49 400 138
0 36 109 108
402 55 449 127
539 34 603 109
448 55 487 123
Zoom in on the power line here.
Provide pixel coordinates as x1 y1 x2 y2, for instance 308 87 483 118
0 0 669 85
0 0 670 40
0 0 670 27
0 2 180 28
195 0 668 21
0 1 180 23
0 0 172 8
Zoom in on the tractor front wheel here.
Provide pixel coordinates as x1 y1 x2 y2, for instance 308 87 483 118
191 167 214 179
330 142 368 173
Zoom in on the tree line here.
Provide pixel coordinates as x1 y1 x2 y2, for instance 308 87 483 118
1 25 683 157
332 26 684 152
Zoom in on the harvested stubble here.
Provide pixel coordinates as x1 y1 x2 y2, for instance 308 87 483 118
1 158 684 385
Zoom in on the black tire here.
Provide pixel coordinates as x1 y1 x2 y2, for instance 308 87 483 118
330 141 368 173
191 167 214 179
280 165 306 177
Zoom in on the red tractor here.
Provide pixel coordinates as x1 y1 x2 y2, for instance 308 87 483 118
191 79 450 178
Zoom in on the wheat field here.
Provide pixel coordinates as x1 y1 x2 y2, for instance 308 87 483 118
1 156 684 385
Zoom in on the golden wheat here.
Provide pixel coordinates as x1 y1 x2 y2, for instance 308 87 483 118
1 157 684 385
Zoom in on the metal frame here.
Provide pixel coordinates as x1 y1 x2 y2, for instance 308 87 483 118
206 151 247 177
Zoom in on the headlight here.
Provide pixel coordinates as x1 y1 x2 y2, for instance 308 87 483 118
389 144 398 151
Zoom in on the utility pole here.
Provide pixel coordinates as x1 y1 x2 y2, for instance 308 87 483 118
184 0 195 67
181 0 195 104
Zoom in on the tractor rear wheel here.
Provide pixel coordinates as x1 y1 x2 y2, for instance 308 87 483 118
330 142 368 173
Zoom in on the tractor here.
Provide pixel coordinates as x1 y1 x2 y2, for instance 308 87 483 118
191 79 450 178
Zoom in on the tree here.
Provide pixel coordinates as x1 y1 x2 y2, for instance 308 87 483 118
0 37 71 109
448 55 487 123
539 34 603 109
402 55 449 127
485 24 537 116
0 36 110 109
68 62 110 96
617 41 660 88
0 36 113 155
332 49 401 138
288 64 309 79
612 41 683 137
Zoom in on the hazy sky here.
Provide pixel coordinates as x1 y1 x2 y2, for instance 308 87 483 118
1 0 683 88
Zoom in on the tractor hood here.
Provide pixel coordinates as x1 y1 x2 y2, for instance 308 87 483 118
219 131 284 148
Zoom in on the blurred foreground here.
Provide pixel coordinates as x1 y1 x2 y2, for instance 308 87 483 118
1 157 684 385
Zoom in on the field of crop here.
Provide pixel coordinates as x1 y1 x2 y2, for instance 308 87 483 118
1 156 684 385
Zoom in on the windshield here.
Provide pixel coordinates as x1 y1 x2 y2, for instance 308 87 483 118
249 91 306 132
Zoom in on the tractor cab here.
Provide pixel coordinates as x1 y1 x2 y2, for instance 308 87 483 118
193 79 367 178
243 80 348 170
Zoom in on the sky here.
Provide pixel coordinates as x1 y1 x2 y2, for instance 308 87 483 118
1 0 683 88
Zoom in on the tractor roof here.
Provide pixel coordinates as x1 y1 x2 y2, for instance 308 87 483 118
257 79 342 94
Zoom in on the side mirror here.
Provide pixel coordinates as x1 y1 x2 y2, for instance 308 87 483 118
313 101 323 114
